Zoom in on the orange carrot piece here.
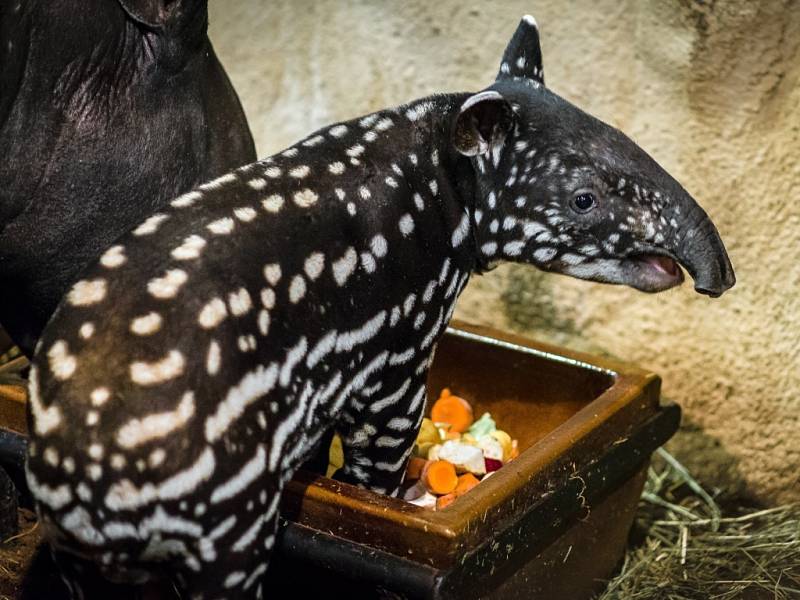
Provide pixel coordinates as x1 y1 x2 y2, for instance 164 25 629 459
424 460 458 495
444 430 461 441
431 393 474 433
406 457 428 481
436 493 457 510
454 473 480 496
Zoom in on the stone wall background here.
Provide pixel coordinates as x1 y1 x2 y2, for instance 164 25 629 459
208 0 800 503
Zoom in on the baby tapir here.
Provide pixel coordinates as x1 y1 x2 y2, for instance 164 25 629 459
26 15 734 600
0 0 255 356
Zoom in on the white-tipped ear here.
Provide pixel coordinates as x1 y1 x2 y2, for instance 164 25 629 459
453 91 514 161
496 15 544 84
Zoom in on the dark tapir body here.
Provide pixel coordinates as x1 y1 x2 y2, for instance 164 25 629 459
0 0 256 356
27 15 734 600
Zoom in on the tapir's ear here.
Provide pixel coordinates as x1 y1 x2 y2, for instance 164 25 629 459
117 0 203 30
453 91 515 159
496 15 544 85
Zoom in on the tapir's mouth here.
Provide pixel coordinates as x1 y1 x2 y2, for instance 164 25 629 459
627 253 685 292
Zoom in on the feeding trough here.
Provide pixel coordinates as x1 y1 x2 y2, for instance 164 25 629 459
0 321 679 598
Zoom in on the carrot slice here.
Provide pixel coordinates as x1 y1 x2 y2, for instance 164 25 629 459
454 473 480 496
424 460 458 495
436 493 457 510
431 392 474 433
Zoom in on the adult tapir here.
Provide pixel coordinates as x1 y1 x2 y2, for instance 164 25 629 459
0 0 256 356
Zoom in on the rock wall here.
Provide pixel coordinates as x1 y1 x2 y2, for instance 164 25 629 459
209 0 800 503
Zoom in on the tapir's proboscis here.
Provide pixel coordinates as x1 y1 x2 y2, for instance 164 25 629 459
26 16 735 600
0 0 256 357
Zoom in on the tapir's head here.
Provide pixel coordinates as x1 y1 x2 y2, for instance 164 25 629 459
453 16 735 297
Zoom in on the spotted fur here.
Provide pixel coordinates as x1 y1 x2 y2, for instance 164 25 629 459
26 15 734 600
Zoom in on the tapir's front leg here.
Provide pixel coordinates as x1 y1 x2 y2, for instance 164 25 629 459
336 368 429 496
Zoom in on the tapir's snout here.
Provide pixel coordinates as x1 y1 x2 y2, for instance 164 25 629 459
670 198 736 298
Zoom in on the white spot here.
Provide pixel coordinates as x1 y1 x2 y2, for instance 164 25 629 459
451 213 470 247
262 194 284 213
110 454 126 470
423 280 437 303
413 193 425 211
234 207 257 222
288 275 307 303
25 468 71 510
409 153 418 166
171 235 207 261
257 310 271 336
359 186 371 200
199 172 237 190
503 240 526 256
405 102 434 121
260 288 276 309
289 165 310 179
100 245 126 269
207 217 235 235
263 263 282 285
207 341 221 375
105 447 216 511
306 330 338 369
332 247 358 286
91 387 110 407
304 252 325 280
279 337 308 387
429 180 438 195
228 288 252 316
225 572 247 589
302 135 324 148
328 161 345 175
264 166 282 179
403 293 416 316
130 350 185 386
329 125 348 138
481 242 498 255
44 447 59 467
148 269 188 299
149 449 166 468
360 252 377 273
247 178 267 191
335 311 386 353
281 147 299 158
133 213 168 236
88 444 104 460
238 335 257 353
347 202 357 215
375 117 394 131
48 341 76 380
205 364 279 443
385 176 398 188
293 189 318 208
335 188 346 201
68 278 107 306
171 191 202 208
130 312 162 336
398 213 415 236
79 322 95 340
363 131 378 142
62 457 75 474
534 247 558 262
211 445 266 504
346 144 365 158
198 297 227 329
359 114 378 128
86 411 99 426
370 234 388 258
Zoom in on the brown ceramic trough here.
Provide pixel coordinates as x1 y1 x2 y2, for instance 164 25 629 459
0 321 679 599
271 320 680 599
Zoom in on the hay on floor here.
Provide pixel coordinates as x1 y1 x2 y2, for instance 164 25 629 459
598 448 800 600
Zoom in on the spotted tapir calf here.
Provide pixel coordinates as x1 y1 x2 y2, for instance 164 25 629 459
0 0 255 357
25 15 734 600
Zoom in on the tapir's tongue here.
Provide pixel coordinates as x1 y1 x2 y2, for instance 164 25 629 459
642 255 680 276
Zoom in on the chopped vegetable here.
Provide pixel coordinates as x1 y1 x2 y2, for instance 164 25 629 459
477 435 504 461
484 457 503 472
438 440 486 475
409 492 438 509
424 460 459 495
468 412 496 438
431 389 473 433
436 493 457 510
454 473 480 495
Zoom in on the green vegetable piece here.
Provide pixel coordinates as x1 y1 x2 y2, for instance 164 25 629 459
468 412 496 438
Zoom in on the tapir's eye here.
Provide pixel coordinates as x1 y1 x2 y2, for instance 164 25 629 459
572 192 596 213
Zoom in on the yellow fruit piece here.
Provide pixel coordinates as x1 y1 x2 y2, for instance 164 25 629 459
417 418 440 445
329 434 344 470
490 430 513 461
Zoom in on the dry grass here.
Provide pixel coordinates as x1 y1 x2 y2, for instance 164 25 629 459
598 449 800 600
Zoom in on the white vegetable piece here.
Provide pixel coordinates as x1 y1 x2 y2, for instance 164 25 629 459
477 435 504 461
438 440 486 475
408 492 438 509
